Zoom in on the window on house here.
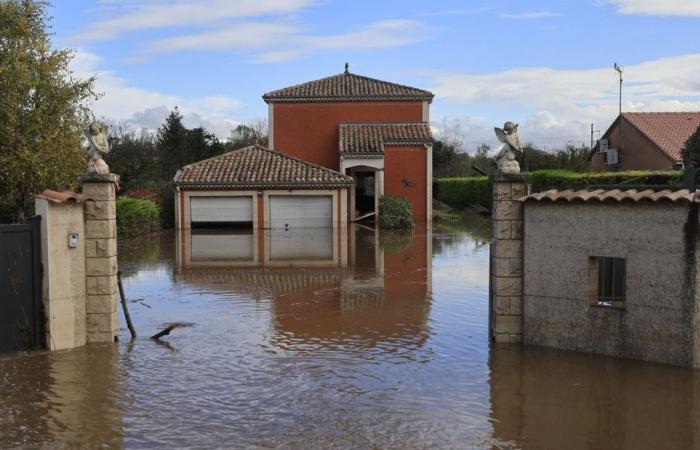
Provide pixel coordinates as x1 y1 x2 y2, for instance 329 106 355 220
590 256 626 309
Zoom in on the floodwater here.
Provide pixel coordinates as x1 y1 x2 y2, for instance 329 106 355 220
1 219 700 449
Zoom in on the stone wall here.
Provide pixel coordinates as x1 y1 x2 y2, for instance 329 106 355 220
490 174 526 343
82 175 119 343
523 202 698 366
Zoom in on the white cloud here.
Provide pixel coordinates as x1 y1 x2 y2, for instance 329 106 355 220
607 0 700 16
499 11 561 19
148 19 426 63
71 50 242 138
431 54 700 148
73 0 317 42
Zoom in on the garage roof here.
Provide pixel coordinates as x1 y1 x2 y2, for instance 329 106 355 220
339 122 433 156
174 145 353 189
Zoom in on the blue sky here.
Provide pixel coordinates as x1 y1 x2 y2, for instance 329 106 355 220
51 0 700 150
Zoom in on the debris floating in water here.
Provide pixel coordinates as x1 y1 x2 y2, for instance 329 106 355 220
150 322 194 340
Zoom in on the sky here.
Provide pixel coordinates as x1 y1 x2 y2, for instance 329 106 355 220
50 0 700 152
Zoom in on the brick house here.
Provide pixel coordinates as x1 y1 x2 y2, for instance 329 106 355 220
263 67 435 222
591 112 700 171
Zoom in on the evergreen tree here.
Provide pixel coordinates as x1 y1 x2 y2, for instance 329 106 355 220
682 124 700 167
0 0 97 221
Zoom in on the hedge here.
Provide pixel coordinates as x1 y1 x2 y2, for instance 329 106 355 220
434 176 491 209
529 169 683 192
378 196 414 229
116 197 161 238
433 170 683 212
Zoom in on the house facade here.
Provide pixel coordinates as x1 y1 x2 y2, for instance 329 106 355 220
173 145 353 233
263 67 434 222
591 112 700 171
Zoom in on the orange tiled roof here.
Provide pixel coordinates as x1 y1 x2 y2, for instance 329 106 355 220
338 122 433 156
616 112 700 162
35 190 92 203
174 145 353 189
263 71 433 103
521 188 696 204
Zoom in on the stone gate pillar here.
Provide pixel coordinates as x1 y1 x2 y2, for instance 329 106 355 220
81 174 119 343
490 174 526 343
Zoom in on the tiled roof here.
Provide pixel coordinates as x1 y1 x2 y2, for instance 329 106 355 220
263 71 434 103
521 188 696 204
608 112 700 162
174 145 353 189
339 122 433 156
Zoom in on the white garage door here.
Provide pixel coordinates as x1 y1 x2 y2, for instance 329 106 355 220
190 196 253 224
269 195 332 229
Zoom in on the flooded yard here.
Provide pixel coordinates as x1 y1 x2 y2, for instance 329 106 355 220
1 220 699 449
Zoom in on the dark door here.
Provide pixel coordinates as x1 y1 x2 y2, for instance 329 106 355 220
0 217 43 352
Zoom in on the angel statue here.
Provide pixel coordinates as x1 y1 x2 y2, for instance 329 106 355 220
86 122 110 175
494 122 523 175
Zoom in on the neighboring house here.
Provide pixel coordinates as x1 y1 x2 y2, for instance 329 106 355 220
591 112 700 171
263 66 435 222
173 145 353 231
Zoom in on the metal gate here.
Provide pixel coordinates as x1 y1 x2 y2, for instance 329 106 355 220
0 217 43 352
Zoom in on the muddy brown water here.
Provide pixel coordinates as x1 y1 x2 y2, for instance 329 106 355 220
1 221 699 449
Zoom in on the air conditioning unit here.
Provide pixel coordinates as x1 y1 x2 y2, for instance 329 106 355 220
604 149 619 165
598 139 609 152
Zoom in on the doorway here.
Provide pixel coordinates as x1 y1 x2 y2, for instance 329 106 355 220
354 171 376 218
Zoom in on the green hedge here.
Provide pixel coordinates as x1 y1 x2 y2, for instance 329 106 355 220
530 169 683 192
116 197 161 238
434 176 491 209
378 196 414 229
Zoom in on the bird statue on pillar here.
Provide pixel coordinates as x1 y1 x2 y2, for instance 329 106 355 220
494 122 523 175
86 122 110 176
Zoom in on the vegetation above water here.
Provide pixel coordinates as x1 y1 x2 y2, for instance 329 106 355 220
116 197 161 238
0 0 97 222
378 196 414 229
434 169 683 211
530 169 683 192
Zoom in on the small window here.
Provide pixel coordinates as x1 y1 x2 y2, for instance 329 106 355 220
590 256 626 309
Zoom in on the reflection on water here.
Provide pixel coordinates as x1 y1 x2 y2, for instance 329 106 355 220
1 221 699 449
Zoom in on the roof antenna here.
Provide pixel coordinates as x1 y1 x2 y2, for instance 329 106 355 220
344 62 349 74
614 62 623 117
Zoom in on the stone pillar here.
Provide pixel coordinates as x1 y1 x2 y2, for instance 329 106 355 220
81 174 119 343
490 174 526 343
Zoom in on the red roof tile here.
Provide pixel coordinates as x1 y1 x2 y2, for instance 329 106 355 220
521 188 696 204
35 190 92 203
263 71 433 103
339 122 433 156
174 145 353 189
614 112 700 162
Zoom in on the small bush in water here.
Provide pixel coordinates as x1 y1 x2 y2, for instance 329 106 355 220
116 197 161 238
378 196 413 229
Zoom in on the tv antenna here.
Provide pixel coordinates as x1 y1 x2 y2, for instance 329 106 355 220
614 63 623 116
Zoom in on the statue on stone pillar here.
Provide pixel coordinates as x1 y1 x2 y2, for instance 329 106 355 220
85 122 110 176
494 122 523 175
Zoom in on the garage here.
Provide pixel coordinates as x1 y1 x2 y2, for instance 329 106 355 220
190 196 253 226
174 145 352 230
268 196 332 229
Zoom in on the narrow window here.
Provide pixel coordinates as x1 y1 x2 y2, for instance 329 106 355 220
590 256 626 309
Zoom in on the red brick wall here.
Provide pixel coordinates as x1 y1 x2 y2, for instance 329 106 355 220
384 146 427 221
272 101 424 171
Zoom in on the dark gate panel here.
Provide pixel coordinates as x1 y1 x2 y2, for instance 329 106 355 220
0 217 43 352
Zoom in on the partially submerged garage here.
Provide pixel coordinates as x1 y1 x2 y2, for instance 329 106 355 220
173 145 353 230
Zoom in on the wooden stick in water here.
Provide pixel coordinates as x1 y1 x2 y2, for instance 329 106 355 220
117 271 137 339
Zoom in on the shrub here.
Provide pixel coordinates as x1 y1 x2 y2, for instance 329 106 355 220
530 169 683 192
434 177 491 210
378 196 414 229
116 197 161 238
